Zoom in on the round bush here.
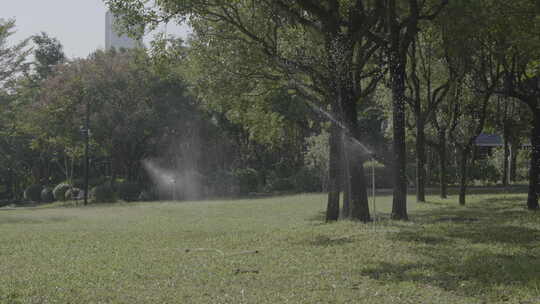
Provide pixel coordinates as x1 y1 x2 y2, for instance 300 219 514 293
53 183 71 201
65 187 81 200
90 184 117 203
40 187 55 203
117 182 141 202
24 184 43 202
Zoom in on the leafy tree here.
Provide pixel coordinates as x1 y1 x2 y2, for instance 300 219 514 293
106 0 396 222
0 19 30 89
31 32 65 81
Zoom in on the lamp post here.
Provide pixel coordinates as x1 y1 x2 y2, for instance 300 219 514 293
83 98 90 206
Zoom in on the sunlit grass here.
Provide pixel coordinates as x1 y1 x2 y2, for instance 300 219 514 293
1 192 539 303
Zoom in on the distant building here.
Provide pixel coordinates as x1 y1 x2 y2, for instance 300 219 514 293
105 11 142 50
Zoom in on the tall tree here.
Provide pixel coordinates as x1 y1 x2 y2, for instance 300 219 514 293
106 0 390 222
379 0 448 219
405 27 450 202
31 32 65 81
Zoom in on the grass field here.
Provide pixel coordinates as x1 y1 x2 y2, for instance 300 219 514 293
1 192 539 303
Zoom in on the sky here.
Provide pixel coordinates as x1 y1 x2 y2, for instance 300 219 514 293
1 0 189 59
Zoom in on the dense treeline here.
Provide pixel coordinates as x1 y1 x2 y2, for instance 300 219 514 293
0 0 538 218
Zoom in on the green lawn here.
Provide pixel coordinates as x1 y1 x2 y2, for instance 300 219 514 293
1 192 539 303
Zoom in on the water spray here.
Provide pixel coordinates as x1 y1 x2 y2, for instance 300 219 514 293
298 92 378 222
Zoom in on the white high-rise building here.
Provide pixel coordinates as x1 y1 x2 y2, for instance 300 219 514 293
105 11 141 50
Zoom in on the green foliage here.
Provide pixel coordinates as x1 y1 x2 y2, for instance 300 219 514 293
64 187 81 200
90 184 117 203
116 182 141 202
233 168 259 194
206 169 238 196
470 159 500 186
40 187 54 203
138 188 158 202
304 130 330 190
31 32 65 80
265 174 294 192
290 168 322 193
364 161 394 189
0 19 30 89
53 183 71 201
23 184 42 202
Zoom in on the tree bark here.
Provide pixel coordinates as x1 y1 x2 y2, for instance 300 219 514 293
459 147 470 206
416 119 426 202
510 141 518 182
326 123 341 221
349 158 370 221
502 122 510 187
341 130 351 218
526 109 540 210
342 95 370 222
438 131 448 199
390 59 408 220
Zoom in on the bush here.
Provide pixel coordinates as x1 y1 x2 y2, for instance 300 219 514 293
53 183 71 201
41 187 55 203
470 159 500 185
117 182 141 202
291 168 322 192
65 187 82 200
90 184 116 203
265 175 295 192
364 161 393 189
138 188 158 201
233 168 259 194
207 169 238 196
24 184 43 202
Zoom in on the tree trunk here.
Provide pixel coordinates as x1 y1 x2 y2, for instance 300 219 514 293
510 141 518 182
341 92 370 222
439 131 448 199
526 109 540 210
416 119 426 202
341 130 351 218
326 123 341 221
502 123 510 187
350 159 370 222
390 59 408 220
459 147 469 206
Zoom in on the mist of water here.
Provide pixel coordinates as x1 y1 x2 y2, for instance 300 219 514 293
142 159 204 200
303 98 374 158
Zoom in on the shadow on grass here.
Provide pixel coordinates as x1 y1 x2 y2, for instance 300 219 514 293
361 194 540 299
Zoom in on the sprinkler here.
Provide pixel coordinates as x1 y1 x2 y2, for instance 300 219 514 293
171 177 176 201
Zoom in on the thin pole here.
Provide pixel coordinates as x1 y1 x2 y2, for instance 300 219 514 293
372 158 376 222
507 145 512 187
84 98 90 206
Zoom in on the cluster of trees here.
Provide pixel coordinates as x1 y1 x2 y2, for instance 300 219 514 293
0 0 538 221
0 20 321 203
104 0 539 221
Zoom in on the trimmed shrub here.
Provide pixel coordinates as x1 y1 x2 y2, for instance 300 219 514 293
117 182 141 202
41 187 55 203
90 184 116 203
65 187 82 200
53 183 71 201
24 184 43 202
